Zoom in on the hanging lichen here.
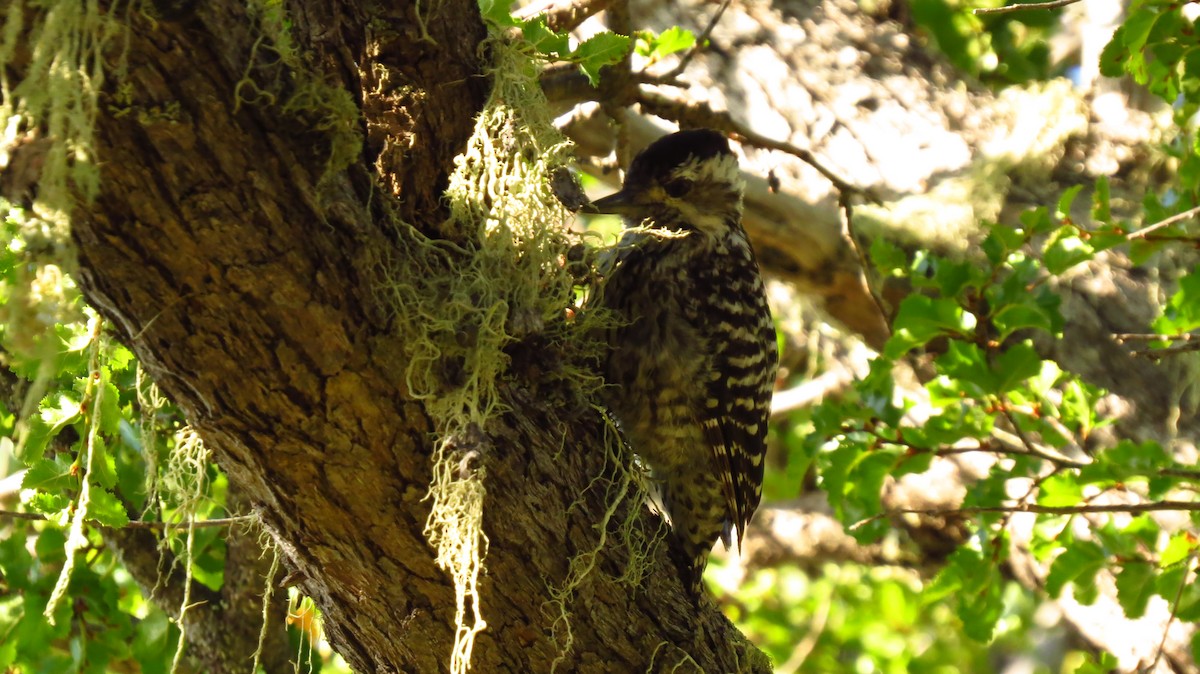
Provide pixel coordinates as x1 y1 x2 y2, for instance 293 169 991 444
0 0 124 229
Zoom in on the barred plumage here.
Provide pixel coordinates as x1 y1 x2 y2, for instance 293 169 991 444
585 129 778 596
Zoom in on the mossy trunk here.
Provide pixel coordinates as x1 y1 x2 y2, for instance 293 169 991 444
1 1 767 671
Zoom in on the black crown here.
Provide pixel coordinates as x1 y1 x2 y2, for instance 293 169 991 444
625 129 732 185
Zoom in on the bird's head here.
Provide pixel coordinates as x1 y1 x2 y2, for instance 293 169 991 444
584 129 744 236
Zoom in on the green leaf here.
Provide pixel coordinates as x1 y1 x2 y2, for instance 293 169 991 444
91 436 119 490
477 0 519 27
26 490 70 516
86 488 130 528
1020 205 1057 235
1043 227 1096 274
1160 532 1196 568
1073 651 1121 674
17 391 82 463
1037 472 1082 507
1079 440 1172 483
991 302 1055 341
928 546 1005 641
98 380 123 439
994 341 1042 392
21 455 76 493
870 238 908 276
982 223 1028 265
522 18 570 57
933 259 980 299
1114 563 1156 618
1154 268 1200 334
884 295 976 359
573 33 631 86
637 26 696 59
935 341 996 394
1055 185 1084 222
1046 540 1106 600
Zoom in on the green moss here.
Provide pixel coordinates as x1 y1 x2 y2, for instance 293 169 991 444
372 34 659 674
1 0 124 228
240 0 363 184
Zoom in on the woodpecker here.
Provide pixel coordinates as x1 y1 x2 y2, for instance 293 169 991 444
584 129 778 596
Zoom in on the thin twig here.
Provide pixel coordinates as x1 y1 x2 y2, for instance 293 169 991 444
639 0 732 85
1114 332 1197 343
973 0 1084 15
840 196 893 335
850 500 1200 530
0 509 257 529
1139 341 1200 359
1149 555 1193 673
999 405 1081 467
635 91 876 201
513 0 611 32
1125 205 1200 241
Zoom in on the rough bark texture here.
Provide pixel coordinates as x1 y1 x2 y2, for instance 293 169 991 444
6 0 1195 670
42 1 763 672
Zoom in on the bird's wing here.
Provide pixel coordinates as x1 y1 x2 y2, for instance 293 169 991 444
695 249 777 551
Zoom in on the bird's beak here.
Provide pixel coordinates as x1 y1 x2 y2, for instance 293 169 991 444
581 188 643 215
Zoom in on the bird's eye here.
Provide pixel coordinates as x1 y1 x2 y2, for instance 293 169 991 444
664 179 693 198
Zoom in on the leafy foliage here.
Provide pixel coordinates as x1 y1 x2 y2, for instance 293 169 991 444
907 0 1056 84
478 0 632 85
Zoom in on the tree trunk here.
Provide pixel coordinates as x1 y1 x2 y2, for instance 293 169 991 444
20 1 764 671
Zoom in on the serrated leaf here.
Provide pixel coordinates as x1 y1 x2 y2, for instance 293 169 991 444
21 455 76 493
1115 563 1156 618
884 295 976 359
477 0 519 27
932 546 1005 642
91 436 118 490
959 567 1004 641
994 341 1042 392
933 259 980 299
16 392 82 462
522 18 569 57
1080 440 1172 483
1020 206 1056 235
1046 541 1106 598
991 302 1055 341
573 32 631 86
98 380 123 440
86 488 130 528
934 341 996 394
26 490 70 516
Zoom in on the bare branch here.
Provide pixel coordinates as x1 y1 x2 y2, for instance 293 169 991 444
973 0 1084 15
1125 205 1200 241
639 0 732 86
635 91 874 200
513 0 611 32
841 196 893 335
852 500 1200 530
0 509 257 529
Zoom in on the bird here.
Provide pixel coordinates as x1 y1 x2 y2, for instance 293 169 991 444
583 128 779 596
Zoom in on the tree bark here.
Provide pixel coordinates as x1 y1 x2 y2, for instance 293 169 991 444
14 1 765 671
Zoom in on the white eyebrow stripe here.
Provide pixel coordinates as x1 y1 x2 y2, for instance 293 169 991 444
672 154 743 188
